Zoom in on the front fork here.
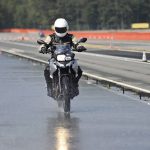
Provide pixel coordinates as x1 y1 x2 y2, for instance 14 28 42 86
58 69 71 95
58 69 62 94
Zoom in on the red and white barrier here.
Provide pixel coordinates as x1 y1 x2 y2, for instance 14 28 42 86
1 28 150 41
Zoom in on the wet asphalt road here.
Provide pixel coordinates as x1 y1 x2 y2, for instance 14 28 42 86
87 49 150 60
1 54 150 150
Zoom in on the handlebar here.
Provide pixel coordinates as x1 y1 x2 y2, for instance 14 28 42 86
37 37 87 53
39 49 52 54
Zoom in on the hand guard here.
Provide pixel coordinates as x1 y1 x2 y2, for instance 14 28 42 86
40 47 47 54
77 46 86 52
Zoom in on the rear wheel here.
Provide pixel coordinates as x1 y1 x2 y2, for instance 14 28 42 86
62 76 70 113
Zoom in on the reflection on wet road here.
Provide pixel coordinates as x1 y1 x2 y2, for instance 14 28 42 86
1 54 150 150
48 113 79 150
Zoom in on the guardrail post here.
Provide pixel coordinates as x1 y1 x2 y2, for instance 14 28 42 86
139 93 142 100
107 83 111 89
123 87 125 94
86 76 88 80
96 80 99 84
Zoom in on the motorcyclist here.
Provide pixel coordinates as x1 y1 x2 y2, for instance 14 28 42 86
39 18 85 97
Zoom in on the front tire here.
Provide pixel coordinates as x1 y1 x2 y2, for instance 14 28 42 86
62 76 70 113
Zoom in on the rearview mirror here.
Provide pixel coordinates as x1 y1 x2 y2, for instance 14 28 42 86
78 38 87 43
37 39 46 45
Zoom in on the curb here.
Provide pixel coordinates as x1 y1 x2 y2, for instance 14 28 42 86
1 49 150 98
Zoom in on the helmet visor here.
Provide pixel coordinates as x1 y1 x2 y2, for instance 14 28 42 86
55 27 67 33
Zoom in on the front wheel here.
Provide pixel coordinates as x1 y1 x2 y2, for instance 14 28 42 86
62 76 70 113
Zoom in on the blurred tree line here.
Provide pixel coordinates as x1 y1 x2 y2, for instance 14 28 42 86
0 0 150 30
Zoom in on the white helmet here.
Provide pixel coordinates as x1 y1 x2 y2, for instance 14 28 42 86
54 18 69 37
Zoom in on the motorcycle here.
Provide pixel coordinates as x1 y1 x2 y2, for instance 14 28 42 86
37 38 87 113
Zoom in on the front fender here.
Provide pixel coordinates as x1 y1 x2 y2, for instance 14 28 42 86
49 59 57 78
72 59 78 76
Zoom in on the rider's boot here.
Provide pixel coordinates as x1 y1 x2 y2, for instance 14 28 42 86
44 65 52 97
74 81 79 96
46 81 52 97
73 66 82 96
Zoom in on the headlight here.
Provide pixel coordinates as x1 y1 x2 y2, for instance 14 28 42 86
65 56 72 61
57 55 66 61
57 55 72 61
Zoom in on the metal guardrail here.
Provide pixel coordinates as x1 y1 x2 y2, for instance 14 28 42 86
1 49 150 99
83 72 150 99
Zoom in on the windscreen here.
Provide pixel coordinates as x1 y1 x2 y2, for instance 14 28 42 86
54 44 71 54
